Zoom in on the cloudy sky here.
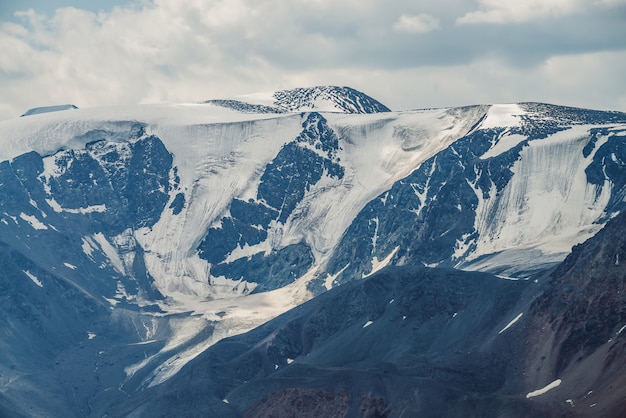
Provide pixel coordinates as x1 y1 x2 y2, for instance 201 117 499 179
1 0 625 120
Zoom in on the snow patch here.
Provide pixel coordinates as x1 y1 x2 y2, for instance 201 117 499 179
82 237 95 257
452 233 474 260
325 263 349 290
127 340 158 346
19 213 47 230
480 133 526 159
92 232 125 274
364 246 399 278
370 217 380 253
29 198 43 216
499 312 523 334
526 379 562 398
409 159 438 217
224 242 268 264
23 270 43 287
495 274 528 281
46 198 106 214
115 282 132 302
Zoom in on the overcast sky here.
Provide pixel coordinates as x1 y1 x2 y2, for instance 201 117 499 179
1 0 625 120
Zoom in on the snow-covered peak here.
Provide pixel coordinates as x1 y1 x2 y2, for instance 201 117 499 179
223 86 391 114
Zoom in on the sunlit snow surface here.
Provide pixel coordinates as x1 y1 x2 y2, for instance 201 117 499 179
526 379 562 398
479 103 525 130
498 312 523 334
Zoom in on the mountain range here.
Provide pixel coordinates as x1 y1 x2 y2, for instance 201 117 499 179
0 86 625 417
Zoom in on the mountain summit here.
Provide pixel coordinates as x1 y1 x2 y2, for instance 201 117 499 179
206 85 391 114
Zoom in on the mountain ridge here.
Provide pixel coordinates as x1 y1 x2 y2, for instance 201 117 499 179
201 85 391 115
1 86 626 416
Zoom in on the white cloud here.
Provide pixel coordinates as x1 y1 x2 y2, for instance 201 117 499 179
595 0 626 6
393 14 440 33
457 0 586 24
398 50 626 112
0 0 623 120
212 48 626 113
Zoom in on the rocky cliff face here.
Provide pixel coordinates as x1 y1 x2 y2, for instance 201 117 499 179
522 210 626 417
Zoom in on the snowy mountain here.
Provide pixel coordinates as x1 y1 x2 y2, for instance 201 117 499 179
206 85 391 114
321 103 626 287
1 86 626 417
